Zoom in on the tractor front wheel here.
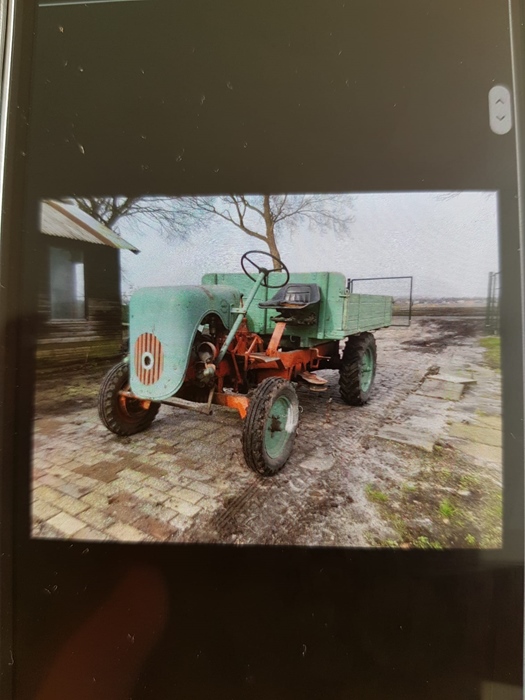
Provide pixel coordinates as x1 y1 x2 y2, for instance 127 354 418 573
98 361 160 436
339 332 377 405
242 377 299 476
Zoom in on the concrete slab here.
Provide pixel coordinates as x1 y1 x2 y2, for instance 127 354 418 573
426 373 477 385
376 426 435 453
454 441 502 465
474 415 502 430
397 392 450 415
449 423 502 447
376 380 453 452
435 367 476 380
416 378 464 401
462 402 501 417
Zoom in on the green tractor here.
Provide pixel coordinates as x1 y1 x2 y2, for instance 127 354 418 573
99 251 392 476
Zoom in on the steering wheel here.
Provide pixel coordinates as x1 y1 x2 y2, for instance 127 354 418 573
240 250 290 288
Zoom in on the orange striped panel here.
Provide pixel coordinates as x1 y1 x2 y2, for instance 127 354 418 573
134 333 164 385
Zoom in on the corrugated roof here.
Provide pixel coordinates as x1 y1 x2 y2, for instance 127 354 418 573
40 200 140 253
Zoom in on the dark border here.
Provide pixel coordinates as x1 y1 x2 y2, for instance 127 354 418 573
1 1 523 698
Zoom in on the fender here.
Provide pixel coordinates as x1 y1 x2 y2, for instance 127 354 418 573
129 285 240 400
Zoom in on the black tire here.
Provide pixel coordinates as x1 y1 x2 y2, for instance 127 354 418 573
339 332 377 406
242 377 299 476
98 361 160 436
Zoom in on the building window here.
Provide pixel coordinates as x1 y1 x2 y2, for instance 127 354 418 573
49 246 86 320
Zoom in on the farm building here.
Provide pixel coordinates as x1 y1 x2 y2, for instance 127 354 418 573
37 200 138 365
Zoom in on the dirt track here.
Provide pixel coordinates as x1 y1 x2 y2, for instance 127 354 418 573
32 317 502 548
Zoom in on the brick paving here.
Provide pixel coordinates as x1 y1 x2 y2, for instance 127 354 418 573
32 391 256 541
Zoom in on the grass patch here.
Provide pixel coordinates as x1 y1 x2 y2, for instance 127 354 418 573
479 336 501 370
414 536 443 550
364 441 502 549
366 485 388 503
459 474 481 490
439 499 456 519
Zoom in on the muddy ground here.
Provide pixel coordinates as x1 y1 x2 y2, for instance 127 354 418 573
32 317 502 548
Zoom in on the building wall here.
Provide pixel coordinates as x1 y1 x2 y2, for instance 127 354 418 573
37 237 123 365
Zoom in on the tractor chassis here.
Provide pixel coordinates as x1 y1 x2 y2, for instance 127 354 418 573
119 320 338 421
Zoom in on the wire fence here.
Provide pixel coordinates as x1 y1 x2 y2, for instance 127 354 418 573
347 276 413 327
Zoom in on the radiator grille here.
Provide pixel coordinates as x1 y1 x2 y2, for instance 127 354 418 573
134 333 164 385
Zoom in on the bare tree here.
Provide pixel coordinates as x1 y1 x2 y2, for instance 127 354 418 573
66 193 353 266
71 196 137 228
176 194 354 268
64 195 199 237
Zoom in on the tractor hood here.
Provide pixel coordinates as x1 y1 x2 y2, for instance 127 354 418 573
129 285 240 400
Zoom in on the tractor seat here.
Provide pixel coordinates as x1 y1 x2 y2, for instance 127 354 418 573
258 283 321 310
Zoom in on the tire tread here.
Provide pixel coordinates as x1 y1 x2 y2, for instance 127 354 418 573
242 377 298 476
98 361 160 436
339 332 377 406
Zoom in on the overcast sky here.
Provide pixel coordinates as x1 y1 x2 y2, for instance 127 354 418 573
118 191 499 300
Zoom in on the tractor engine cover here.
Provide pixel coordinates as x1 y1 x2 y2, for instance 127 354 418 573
129 285 240 401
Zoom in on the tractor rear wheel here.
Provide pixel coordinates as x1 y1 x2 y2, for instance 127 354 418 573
98 361 160 436
242 377 299 476
339 332 377 405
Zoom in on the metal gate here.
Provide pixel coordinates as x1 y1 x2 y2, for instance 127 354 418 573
485 271 500 334
347 276 414 327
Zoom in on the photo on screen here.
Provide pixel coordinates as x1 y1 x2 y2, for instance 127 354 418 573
30 190 502 548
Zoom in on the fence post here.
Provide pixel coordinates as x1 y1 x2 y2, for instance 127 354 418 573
485 271 500 334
